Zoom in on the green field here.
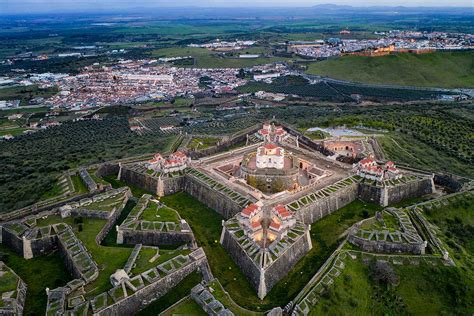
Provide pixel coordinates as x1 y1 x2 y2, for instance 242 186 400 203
150 47 291 68
0 85 58 106
160 192 382 310
312 195 474 315
306 51 474 88
0 245 73 315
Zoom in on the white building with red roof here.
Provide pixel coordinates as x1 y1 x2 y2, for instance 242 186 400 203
256 144 285 169
256 122 288 143
355 156 402 182
268 205 296 241
147 150 189 174
238 202 264 241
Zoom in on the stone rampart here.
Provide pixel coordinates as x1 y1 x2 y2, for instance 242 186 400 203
220 227 261 292
263 231 312 296
348 234 425 254
95 248 210 316
95 163 120 178
160 176 186 196
358 182 383 205
184 174 244 219
385 177 434 205
119 166 160 195
119 230 194 247
0 228 24 257
295 183 358 224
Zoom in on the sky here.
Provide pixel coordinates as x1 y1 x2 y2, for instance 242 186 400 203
0 0 472 15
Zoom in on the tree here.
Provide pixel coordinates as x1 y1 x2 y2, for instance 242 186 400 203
370 260 398 286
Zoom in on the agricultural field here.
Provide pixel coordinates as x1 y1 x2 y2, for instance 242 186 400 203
150 46 293 69
0 85 58 106
0 117 177 212
306 51 474 88
237 75 449 102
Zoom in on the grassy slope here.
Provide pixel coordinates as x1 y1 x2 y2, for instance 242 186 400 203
306 51 474 88
0 245 73 315
161 192 382 310
377 132 474 178
312 195 474 315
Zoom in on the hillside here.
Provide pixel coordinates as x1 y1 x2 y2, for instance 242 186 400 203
306 51 474 88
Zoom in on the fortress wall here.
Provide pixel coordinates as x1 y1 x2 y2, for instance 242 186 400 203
0 229 24 257
57 237 83 280
348 235 425 254
358 177 434 206
119 166 160 195
187 125 261 160
95 191 132 245
385 177 435 205
184 175 244 219
220 228 261 292
358 183 383 205
263 230 312 297
97 249 209 316
283 125 333 156
296 183 358 225
95 163 120 178
161 177 186 196
29 235 58 258
118 230 194 247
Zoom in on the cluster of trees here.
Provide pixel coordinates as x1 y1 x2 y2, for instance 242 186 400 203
0 117 175 212
237 75 448 102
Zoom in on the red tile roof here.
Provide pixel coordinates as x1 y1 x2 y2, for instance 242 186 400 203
264 143 278 150
242 203 259 216
269 221 281 230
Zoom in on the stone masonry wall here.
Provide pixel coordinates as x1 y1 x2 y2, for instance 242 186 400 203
161 177 186 196
95 163 120 178
263 231 312 296
184 175 243 219
96 250 209 316
119 167 160 195
385 177 434 205
119 230 194 247
296 183 359 225
358 183 383 205
1 229 24 257
348 235 425 254
28 234 58 258
220 227 261 292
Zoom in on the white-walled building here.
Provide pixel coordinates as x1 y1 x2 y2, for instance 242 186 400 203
256 144 285 169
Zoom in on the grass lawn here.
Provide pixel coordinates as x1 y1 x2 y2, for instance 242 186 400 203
35 215 133 299
140 203 180 223
161 297 207 316
131 247 191 276
311 256 473 315
0 245 73 315
0 266 19 294
70 174 88 194
306 51 474 88
160 192 382 310
187 136 220 150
